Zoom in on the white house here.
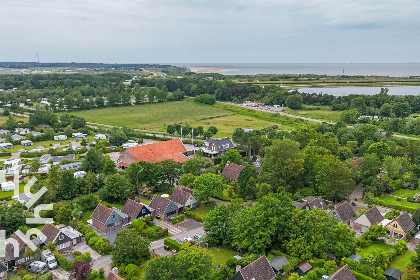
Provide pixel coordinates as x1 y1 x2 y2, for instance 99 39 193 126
3 158 21 168
40 154 52 164
21 140 34 147
94 134 107 140
1 182 16 191
38 164 51 174
15 128 31 135
11 134 25 141
72 133 87 139
0 143 13 150
122 142 139 149
54 135 68 141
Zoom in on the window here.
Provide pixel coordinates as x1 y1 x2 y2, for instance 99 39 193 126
393 223 398 229
142 209 146 213
167 210 176 217
112 214 115 218
0 271 4 277
107 224 114 228
59 235 64 240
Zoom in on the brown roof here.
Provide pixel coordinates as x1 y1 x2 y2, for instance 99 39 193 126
329 265 356 280
91 204 113 224
179 186 194 194
120 139 188 165
41 223 60 244
5 232 26 258
395 212 416 234
307 197 328 210
107 271 124 280
364 206 384 225
240 256 276 280
170 189 192 206
292 201 306 209
221 162 245 181
297 262 312 273
149 195 171 213
121 199 144 219
334 201 355 222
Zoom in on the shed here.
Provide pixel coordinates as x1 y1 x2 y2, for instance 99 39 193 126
296 262 312 276
269 256 289 274
383 267 403 280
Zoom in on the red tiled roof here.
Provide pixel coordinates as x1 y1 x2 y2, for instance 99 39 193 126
122 139 188 165
107 271 124 280
41 223 60 244
91 204 112 224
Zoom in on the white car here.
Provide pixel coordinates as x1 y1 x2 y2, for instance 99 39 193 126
194 234 203 239
183 237 192 242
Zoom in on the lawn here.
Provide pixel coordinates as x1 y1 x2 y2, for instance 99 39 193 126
374 195 420 212
390 250 416 271
357 243 394 257
207 247 238 266
284 105 342 123
189 205 215 221
392 188 420 199
0 183 25 199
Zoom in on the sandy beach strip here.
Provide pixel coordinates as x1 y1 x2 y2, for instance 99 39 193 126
188 67 238 74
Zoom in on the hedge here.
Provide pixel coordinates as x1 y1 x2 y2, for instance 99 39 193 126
164 238 181 251
0 152 11 157
353 271 375 280
171 214 185 224
53 250 73 271
185 211 203 222
179 241 191 250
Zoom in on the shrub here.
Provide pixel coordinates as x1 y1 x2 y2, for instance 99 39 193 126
194 94 216 105
395 240 407 255
75 252 92 263
85 231 97 242
185 211 203 222
53 250 74 271
22 275 34 280
353 271 375 280
88 237 100 246
179 241 191 250
92 238 112 255
164 238 181 251
37 272 53 280
171 214 185 224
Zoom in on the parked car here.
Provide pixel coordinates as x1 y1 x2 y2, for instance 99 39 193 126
26 261 49 274
41 250 58 269
194 234 203 239
183 237 193 242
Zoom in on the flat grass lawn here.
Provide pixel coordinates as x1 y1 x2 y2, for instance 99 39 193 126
207 247 238 266
375 195 420 211
357 243 394 257
392 188 420 198
190 205 215 221
0 183 25 199
391 250 416 271
284 105 342 123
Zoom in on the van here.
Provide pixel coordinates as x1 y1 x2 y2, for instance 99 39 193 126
26 261 49 274
41 250 58 269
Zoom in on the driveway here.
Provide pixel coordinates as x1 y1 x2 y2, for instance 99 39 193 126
66 242 112 275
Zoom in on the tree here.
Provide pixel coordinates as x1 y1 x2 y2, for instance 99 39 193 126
183 157 205 175
99 173 131 202
58 170 78 200
178 173 196 188
31 158 41 172
237 164 258 199
0 203 26 235
340 109 361 124
82 149 105 173
285 94 303 109
402 267 420 280
102 155 116 175
232 128 245 143
112 229 150 267
166 125 176 135
219 149 244 168
413 209 420 226
80 138 88 147
367 142 390 160
393 102 411 118
69 261 92 280
379 103 393 117
194 94 216 105
71 116 86 129
207 126 218 136
108 131 128 146
157 160 182 186
351 97 367 114
56 203 73 225
204 204 237 247
4 115 17 130
192 173 225 203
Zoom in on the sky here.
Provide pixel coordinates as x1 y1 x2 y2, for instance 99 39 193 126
0 0 419 63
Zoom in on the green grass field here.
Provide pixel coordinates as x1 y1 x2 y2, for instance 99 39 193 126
0 184 26 199
284 105 342 123
374 195 420 211
357 243 394 257
392 188 420 199
391 250 416 271
66 101 288 138
189 205 215 221
207 247 238 266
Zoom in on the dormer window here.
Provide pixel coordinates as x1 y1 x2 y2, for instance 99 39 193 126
59 235 64 240
112 214 115 219
393 223 398 229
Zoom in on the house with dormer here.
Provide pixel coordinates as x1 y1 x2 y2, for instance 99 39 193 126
202 137 234 157
121 199 152 222
330 201 355 224
386 212 415 240
170 187 197 208
149 195 183 221
91 204 129 233
40 223 84 252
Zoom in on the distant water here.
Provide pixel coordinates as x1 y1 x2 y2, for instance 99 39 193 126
297 86 420 96
175 63 420 77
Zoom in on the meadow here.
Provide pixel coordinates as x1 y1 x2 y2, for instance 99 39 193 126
283 105 342 123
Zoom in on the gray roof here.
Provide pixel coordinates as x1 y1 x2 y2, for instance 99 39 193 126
348 255 361 262
111 207 129 219
269 256 289 272
383 267 403 279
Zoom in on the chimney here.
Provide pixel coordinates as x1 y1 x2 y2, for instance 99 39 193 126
112 267 119 276
236 265 241 273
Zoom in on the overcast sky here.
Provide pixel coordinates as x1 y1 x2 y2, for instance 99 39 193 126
0 0 419 63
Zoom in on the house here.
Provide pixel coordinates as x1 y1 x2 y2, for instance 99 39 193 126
383 267 403 280
230 256 276 280
121 199 152 222
1 182 16 191
40 223 84 252
269 256 289 274
296 262 312 276
31 131 43 137
94 134 107 140
0 262 7 279
72 132 87 139
386 212 416 240
0 130 10 137
202 137 234 157
170 188 197 208
329 264 356 280
149 195 183 221
3 159 21 168
15 128 31 135
54 135 67 141
21 140 34 147
3 232 32 268
38 164 51 174
52 154 76 165
40 154 52 164
221 162 245 181
304 197 328 211
91 204 129 233
292 201 306 210
330 201 355 224
118 139 188 168
0 143 13 150
351 206 384 233
59 161 82 170
11 134 24 141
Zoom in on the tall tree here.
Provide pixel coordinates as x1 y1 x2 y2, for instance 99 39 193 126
81 149 105 173
112 229 150 267
99 173 132 202
192 173 225 203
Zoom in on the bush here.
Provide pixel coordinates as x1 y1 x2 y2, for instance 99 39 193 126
36 272 53 280
194 94 216 105
171 214 185 224
85 231 97 242
92 238 112 255
164 238 181 251
75 252 92 263
88 236 100 246
353 271 375 280
22 275 34 280
179 241 191 250
0 152 11 157
185 211 203 222
53 250 74 271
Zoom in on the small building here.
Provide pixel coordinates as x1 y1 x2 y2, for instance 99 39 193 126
329 264 357 280
59 161 82 170
91 204 129 233
0 143 13 150
11 134 24 141
94 134 107 140
202 137 234 157
149 195 183 221
40 223 84 252
15 128 31 135
52 154 76 165
3 159 21 168
304 197 328 211
0 130 10 137
31 131 43 137
386 212 415 240
38 164 51 174
221 162 245 181
348 254 362 263
54 135 68 141
40 154 52 164
383 267 403 280
296 262 312 276
1 182 16 192
170 187 197 208
230 256 276 280
351 206 384 233
292 201 306 210
21 140 34 147
72 132 87 139
269 256 289 274
121 199 152 222
122 142 139 149
330 201 355 224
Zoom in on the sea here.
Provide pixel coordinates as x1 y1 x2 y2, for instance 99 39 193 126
175 63 420 77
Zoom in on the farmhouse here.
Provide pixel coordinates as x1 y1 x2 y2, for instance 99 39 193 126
202 137 234 157
386 212 415 240
330 201 355 224
351 206 384 233
149 195 183 221
121 199 152 222
40 223 84 252
91 204 129 233
230 256 276 280
118 139 188 168
221 162 245 181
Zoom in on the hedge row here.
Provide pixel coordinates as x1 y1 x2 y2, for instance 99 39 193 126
0 152 11 157
373 197 419 212
164 238 181 251
53 250 73 271
172 214 185 224
185 211 203 222
353 271 375 280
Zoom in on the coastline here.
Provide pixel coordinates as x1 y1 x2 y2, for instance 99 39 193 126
188 67 237 74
